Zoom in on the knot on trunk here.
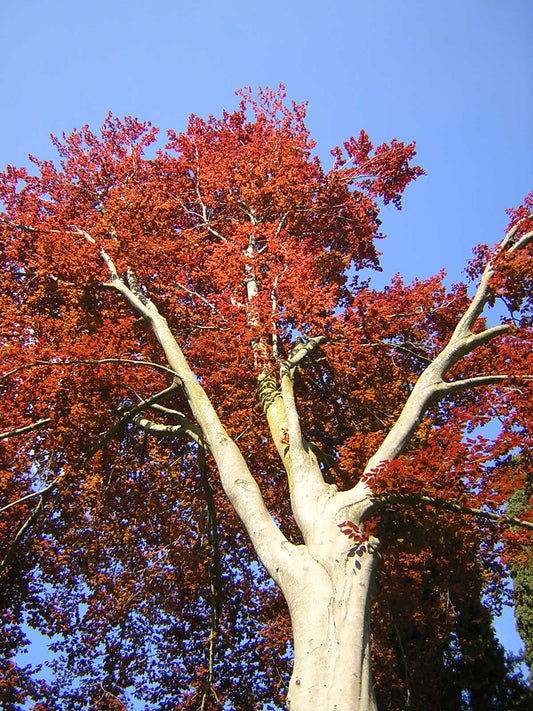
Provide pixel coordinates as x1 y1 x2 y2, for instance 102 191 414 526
127 266 149 305
257 372 282 412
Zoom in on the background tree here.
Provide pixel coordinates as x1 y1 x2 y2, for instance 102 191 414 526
0 88 532 710
507 487 533 684
371 506 531 710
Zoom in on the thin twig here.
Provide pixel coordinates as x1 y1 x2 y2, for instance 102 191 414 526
1 358 182 383
1 490 51 576
176 283 228 323
198 441 222 710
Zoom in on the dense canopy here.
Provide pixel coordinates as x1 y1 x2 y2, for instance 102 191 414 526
1 88 532 709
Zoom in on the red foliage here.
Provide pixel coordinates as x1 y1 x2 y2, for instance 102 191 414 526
0 87 531 708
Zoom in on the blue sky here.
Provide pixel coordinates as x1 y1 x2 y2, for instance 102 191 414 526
1 0 531 285
2 0 532 662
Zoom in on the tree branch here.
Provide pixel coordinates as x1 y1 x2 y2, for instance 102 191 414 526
377 492 533 531
0 477 61 514
0 384 184 569
87 381 182 457
1 357 183 384
197 441 222 710
458 323 514 354
133 416 204 447
98 248 297 581
360 226 531 478
264 339 334 541
437 374 532 396
285 335 328 371
507 227 533 253
0 482 58 578
450 224 531 340
278 367 307 457
0 418 51 440
176 282 228 324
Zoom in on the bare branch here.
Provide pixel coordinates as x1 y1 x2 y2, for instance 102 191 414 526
0 384 182 569
0 481 59 577
361 229 531 475
95 248 296 579
272 353 333 541
134 415 204 447
270 266 288 362
459 323 514 353
508 228 533 253
189 145 227 243
100 248 119 280
88 381 182 456
379 340 432 364
0 220 39 233
148 403 188 417
0 477 60 514
274 210 292 238
285 335 328 371
451 223 530 340
278 336 327 457
176 282 228 323
255 335 334 540
72 225 95 245
127 266 150 305
279 369 307 457
437 374 532 396
2 358 182 384
0 418 51 440
101 251 159 322
198 441 222 710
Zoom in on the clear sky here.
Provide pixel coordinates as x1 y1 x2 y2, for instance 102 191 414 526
2 0 532 659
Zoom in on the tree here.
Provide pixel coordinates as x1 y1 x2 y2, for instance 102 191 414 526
370 506 532 710
0 87 532 710
507 488 533 683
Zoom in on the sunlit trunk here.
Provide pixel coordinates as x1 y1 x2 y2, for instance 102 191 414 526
282 542 379 711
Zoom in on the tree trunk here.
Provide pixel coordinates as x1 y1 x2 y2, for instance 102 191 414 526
281 539 380 711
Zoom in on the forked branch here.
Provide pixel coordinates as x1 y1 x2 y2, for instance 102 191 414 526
0 482 57 578
362 224 532 476
133 415 204 447
99 247 296 579
88 381 182 456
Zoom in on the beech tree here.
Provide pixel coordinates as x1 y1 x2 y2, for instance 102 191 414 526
1 87 532 710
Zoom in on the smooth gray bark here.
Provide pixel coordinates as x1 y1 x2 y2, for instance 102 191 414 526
283 540 379 710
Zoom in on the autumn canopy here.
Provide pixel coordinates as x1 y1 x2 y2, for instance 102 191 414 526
1 87 532 710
